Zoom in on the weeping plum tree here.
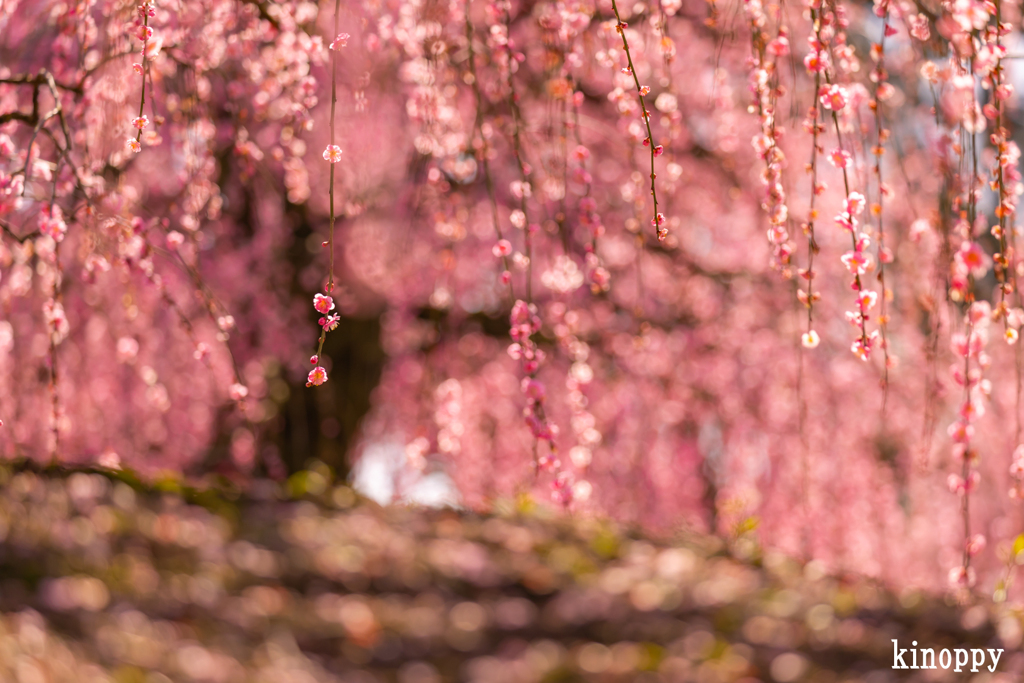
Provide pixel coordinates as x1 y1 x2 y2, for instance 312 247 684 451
2 0 1024 597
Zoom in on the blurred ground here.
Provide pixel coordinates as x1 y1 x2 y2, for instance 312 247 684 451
0 464 1019 683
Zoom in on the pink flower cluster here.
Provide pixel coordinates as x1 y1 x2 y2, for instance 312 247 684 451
746 9 791 274
12 0 1024 597
818 84 848 111
38 205 67 243
125 3 157 153
551 304 597 508
507 300 555 446
570 145 610 293
306 293 337 387
42 298 69 345
329 33 350 51
834 192 879 360
946 301 994 587
1010 445 1024 498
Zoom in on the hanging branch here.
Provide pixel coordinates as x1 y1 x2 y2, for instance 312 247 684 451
800 13 823 349
870 6 894 398
127 3 154 154
308 0 347 388
609 1 666 242
501 7 538 303
465 0 515 301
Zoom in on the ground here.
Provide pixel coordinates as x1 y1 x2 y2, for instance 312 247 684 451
0 463 1015 682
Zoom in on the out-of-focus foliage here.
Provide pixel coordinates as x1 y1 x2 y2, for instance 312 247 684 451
0 465 1021 682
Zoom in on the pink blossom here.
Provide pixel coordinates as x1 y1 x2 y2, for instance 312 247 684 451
323 145 343 163
843 192 866 216
834 211 856 232
948 566 976 587
42 299 69 343
1012 445 1024 477
840 250 871 275
857 290 877 310
948 473 966 495
819 84 848 111
955 241 991 278
1009 308 1024 329
967 300 991 325
952 0 989 31
510 300 534 327
491 240 511 259
193 343 210 361
319 313 341 331
850 337 872 361
959 395 984 421
228 383 249 401
116 337 139 364
329 33 350 50
509 181 531 198
804 50 829 73
314 293 335 314
1011 457 1024 478
909 13 930 40
551 471 574 505
950 332 984 358
307 366 328 386
98 449 120 469
39 206 67 242
767 36 789 56
522 378 546 401
828 148 852 168
966 532 983 557
947 420 974 444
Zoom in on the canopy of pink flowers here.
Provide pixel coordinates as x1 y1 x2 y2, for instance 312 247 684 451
2 0 1024 597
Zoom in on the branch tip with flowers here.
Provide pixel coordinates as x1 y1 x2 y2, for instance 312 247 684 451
127 2 155 155
819 31 876 362
609 1 666 243
308 0 346 389
500 5 537 303
746 0 793 278
799 9 824 350
870 0 895 391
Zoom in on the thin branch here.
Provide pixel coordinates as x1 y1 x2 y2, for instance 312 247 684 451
465 0 515 301
0 219 40 243
609 2 665 241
